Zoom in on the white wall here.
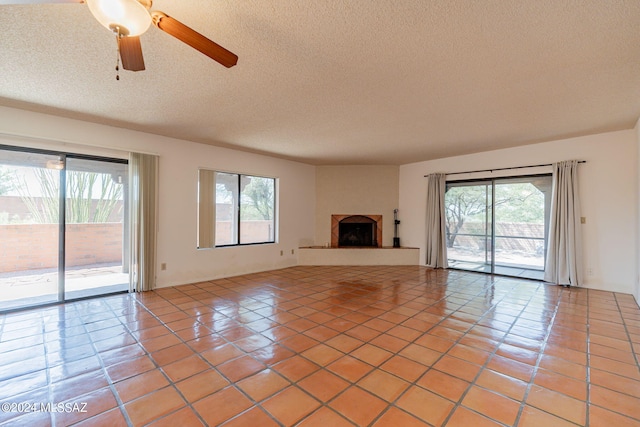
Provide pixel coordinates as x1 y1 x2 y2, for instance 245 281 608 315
315 165 399 246
0 106 316 288
400 130 638 296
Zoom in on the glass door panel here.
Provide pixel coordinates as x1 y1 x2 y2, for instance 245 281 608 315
446 175 552 280
445 182 493 273
64 157 128 300
493 176 552 279
0 149 62 310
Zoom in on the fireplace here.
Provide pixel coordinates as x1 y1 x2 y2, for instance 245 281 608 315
331 214 382 247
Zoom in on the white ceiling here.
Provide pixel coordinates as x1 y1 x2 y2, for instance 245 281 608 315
1 0 640 165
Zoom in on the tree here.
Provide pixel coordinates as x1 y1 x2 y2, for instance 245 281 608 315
241 177 274 220
19 169 123 224
445 186 488 248
445 182 543 248
0 166 15 196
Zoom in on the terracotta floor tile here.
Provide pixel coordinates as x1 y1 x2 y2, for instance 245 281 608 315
272 355 320 381
543 343 587 366
298 369 350 402
236 369 290 402
396 385 455 426
176 369 230 402
217 355 266 382
296 407 354 427
590 355 640 380
106 355 156 383
262 386 321 425
462 385 520 425
71 407 128 427
517 405 578 427
590 384 640 421
125 386 186 426
417 368 469 401
187 334 227 353
475 369 528 401
589 404 640 427
220 407 280 427
325 334 364 353
329 386 388 426
369 333 409 353
200 343 244 366
458 334 500 353
590 368 640 398
3 266 640 427
533 367 587 400
485 354 535 382
50 370 109 403
151 343 195 366
433 355 482 382
162 354 210 382
345 325 381 341
399 343 442 367
56 386 119 426
372 407 430 427
140 334 182 353
145 407 205 427
387 325 422 341
304 325 341 341
193 386 253 426
526 384 587 425
431 325 465 342
350 343 393 366
115 369 170 403
380 355 428 382
286 318 318 333
413 333 454 353
447 343 491 366
301 344 344 366
324 318 358 332
446 406 504 427
233 334 273 353
281 334 320 352
328 355 374 382
358 368 410 401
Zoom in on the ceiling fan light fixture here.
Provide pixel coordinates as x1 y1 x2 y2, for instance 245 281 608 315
86 0 151 36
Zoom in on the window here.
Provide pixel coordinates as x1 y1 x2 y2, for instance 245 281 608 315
198 170 276 248
445 174 552 280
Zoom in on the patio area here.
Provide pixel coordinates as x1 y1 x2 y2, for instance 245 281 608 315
0 263 128 311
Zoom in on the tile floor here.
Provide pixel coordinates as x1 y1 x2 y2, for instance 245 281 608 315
0 266 639 426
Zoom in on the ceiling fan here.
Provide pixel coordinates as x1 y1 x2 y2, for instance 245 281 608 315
2 0 238 72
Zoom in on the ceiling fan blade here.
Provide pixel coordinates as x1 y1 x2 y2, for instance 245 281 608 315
151 12 238 68
119 36 145 72
0 0 83 4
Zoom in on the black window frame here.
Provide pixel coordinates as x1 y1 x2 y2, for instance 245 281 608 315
214 172 277 247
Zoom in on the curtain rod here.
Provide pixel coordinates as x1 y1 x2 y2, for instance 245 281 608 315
424 160 586 177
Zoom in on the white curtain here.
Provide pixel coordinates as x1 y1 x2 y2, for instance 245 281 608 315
544 160 583 286
425 173 448 268
129 152 159 292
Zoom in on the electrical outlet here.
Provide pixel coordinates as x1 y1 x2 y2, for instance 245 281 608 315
280 250 283 256
580 217 586 224
161 263 167 271
587 267 593 276
291 249 295 254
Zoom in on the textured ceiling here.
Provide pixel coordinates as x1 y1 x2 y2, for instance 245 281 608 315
1 0 640 165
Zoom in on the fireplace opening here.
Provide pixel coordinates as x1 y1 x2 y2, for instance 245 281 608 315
338 215 378 247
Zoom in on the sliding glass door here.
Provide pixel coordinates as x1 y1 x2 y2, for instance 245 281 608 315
0 149 62 309
0 146 128 311
445 175 552 279
64 157 129 300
